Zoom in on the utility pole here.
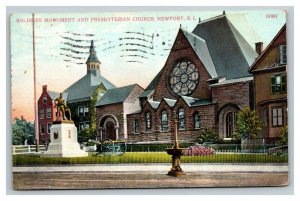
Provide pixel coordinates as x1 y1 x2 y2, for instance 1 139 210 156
32 13 39 152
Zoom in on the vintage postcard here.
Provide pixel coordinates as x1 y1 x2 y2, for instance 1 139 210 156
10 9 288 189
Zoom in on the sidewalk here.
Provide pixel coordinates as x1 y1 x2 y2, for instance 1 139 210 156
13 163 288 173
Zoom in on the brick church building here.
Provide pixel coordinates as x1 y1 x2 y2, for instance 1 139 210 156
96 13 260 143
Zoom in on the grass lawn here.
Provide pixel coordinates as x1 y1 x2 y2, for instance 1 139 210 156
12 152 288 166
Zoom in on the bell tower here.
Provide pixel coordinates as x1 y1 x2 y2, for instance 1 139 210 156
86 40 101 74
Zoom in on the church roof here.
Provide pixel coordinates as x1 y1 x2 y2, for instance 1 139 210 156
210 76 253 87
181 29 218 78
192 14 257 79
86 40 101 64
141 14 257 96
64 72 116 102
96 84 138 107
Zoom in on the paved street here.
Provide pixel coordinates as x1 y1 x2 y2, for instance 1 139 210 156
13 163 288 189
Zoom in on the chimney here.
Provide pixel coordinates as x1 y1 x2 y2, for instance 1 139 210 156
42 85 47 92
255 42 263 55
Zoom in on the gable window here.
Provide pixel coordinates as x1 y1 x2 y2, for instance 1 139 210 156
145 112 151 131
272 107 283 127
134 119 139 134
42 96 47 104
262 108 269 127
271 74 286 94
46 108 51 119
161 110 168 131
279 45 287 65
178 108 185 130
194 112 200 129
40 109 44 119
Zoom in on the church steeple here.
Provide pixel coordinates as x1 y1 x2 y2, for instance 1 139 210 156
86 40 101 73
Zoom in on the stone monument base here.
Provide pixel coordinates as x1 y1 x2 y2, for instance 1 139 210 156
42 122 88 158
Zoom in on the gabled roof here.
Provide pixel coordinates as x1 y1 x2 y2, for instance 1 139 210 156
181 28 218 78
64 72 115 102
48 91 68 100
249 24 286 72
96 84 138 107
192 14 257 79
148 100 160 109
163 98 176 107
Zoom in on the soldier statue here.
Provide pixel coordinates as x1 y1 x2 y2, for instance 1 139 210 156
54 93 71 121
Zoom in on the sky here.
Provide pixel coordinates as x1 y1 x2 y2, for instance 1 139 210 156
10 10 286 121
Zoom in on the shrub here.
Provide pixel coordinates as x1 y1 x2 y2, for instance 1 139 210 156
198 128 219 144
183 145 215 156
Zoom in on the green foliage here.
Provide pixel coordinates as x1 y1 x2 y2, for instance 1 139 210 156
78 128 96 143
234 107 263 140
198 128 220 144
280 125 288 145
12 117 35 145
13 152 288 166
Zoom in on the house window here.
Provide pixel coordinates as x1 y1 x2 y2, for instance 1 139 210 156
194 112 200 129
85 122 90 128
279 45 287 65
145 112 151 131
84 106 89 116
78 106 84 117
134 119 139 134
178 108 185 130
40 109 44 119
78 122 84 131
262 108 269 127
40 123 45 134
272 107 283 127
47 123 51 134
161 110 168 131
271 74 286 94
46 108 51 119
78 106 89 117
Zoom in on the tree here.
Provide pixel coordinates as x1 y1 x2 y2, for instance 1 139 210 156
78 127 96 143
280 125 288 145
234 107 263 140
12 117 35 145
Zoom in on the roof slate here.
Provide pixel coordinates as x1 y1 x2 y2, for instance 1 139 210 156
192 15 257 79
64 71 115 102
96 84 137 107
181 29 218 78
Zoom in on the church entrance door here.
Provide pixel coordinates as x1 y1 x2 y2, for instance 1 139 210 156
105 120 116 140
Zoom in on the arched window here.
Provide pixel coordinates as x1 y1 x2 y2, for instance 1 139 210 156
134 119 139 134
178 108 185 130
146 112 151 131
194 112 200 129
161 110 168 131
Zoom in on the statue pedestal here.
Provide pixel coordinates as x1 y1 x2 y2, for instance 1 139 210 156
42 121 88 157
